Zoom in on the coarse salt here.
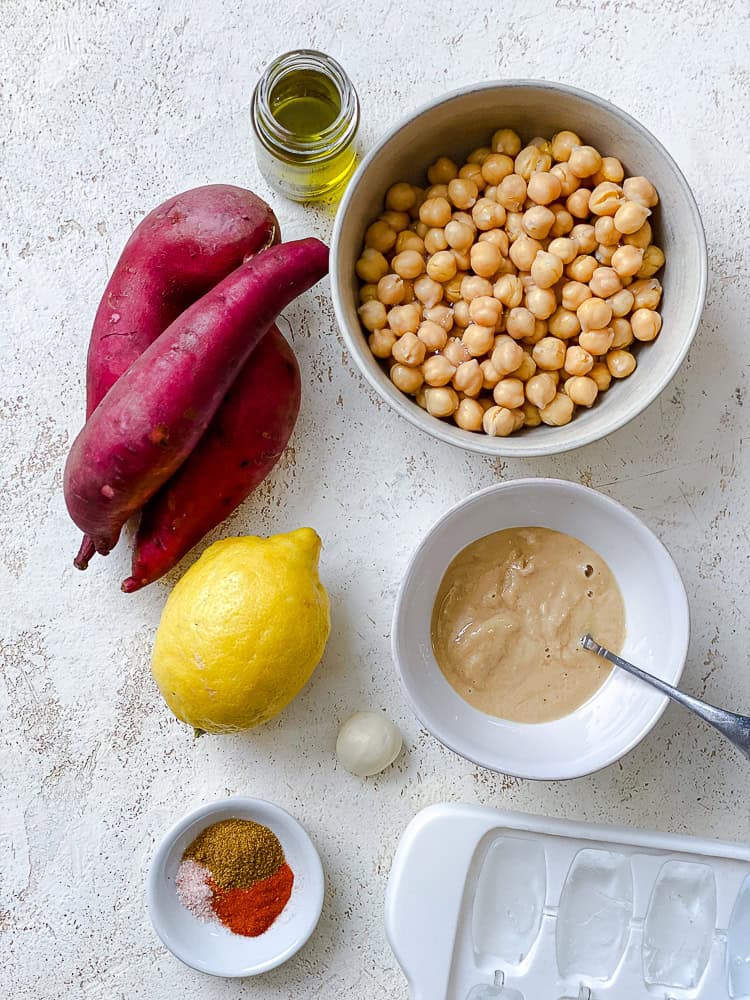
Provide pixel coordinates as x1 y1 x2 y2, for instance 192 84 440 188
175 859 216 922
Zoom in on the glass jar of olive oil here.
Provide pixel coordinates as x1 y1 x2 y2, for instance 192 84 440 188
251 50 360 202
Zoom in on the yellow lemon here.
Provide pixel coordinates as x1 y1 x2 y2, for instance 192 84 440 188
151 528 330 733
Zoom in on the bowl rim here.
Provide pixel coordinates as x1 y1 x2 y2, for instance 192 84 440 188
331 78 708 458
390 477 691 779
146 795 325 978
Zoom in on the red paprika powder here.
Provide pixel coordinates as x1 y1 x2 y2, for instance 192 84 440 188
211 862 295 937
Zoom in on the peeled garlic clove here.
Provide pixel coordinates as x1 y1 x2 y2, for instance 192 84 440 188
336 711 403 777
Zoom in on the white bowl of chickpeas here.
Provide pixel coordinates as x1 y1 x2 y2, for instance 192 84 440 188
331 81 707 455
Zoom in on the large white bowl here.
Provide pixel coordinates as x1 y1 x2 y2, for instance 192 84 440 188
147 797 324 977
391 479 690 779
331 81 707 457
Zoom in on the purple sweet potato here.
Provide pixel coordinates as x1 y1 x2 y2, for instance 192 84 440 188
64 238 329 557
76 184 279 568
122 324 300 592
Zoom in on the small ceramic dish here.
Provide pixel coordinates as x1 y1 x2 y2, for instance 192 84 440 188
331 80 707 457
147 796 324 977
391 479 690 780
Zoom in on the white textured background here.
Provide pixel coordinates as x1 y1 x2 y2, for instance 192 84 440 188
3 1 750 996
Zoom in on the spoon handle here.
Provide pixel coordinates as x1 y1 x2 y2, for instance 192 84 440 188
581 634 750 761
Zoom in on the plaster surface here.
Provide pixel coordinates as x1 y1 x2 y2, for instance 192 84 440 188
2 1 749 996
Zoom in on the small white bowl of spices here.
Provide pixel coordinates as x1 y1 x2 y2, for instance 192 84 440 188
147 797 324 977
392 479 690 780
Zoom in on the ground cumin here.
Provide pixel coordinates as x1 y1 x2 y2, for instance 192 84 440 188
183 818 284 889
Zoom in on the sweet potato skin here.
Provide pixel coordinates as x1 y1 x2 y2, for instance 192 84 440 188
64 238 329 555
86 184 279 417
122 325 300 592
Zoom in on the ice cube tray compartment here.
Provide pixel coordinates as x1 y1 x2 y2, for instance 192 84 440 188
385 804 750 1000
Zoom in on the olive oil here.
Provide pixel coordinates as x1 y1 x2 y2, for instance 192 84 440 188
252 51 359 202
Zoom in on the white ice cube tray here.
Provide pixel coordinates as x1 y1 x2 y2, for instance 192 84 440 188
385 804 750 1000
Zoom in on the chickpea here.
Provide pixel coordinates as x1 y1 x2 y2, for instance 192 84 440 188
589 266 622 299
589 362 612 391
450 248 472 272
526 319 549 345
390 362 423 394
469 295 502 327
614 201 651 235
549 306 581 340
461 274 494 302
540 391 575 426
566 188 591 219
467 145 492 165
395 230 425 254
505 306 536 341
492 335 525 375
637 245 665 278
388 302 422 335
386 182 417 213
622 176 659 207
610 317 633 348
610 244 644 278
453 299 471 329
422 354 456 387
400 279 416 303
462 323 495 357
364 219 397 253
564 344 594 376
566 254 598 283
376 273 405 306
453 359 483 396
444 219 474 252
359 283 378 303
511 406 526 431
525 372 557 408
596 244 616 266
443 272 466 303
568 145 603 178
550 207 575 238
578 327 614 355
629 278 662 310
424 227 449 255
392 250 425 280
356 248 389 283
384 211 411 234
623 220 652 249
561 280 592 311
425 250 456 283
470 241 503 278
515 145 552 179
522 400 542 427
608 288 635 318
594 216 620 247
567 224 594 256
525 285 558 320
529 250 563 290
481 153 515 185
631 307 662 341
392 331 427 367
419 196 452 228
492 377 524 409
414 385 427 408
483 405 516 437
480 357 502 388
494 273 523 308
532 337 566 371
426 184 450 200
512 352 537 381
492 128 522 157
588 182 623 217
413 274 443 308
358 299 387 332
497 174 527 212
548 130 579 162
417 320 448 352
424 385 459 418
479 228 510 256
447 177 479 210
472 198 505 231
551 161 581 197
547 237 578 265
409 186 426 218
414 221 429 239
424 304 454 332
427 156 458 185
455 396 485 431
593 156 625 185
521 205 554 240
509 235 542 271
607 349 637 378
368 328 397 359
443 336 472 367
526 171 563 206
565 375 598 407
504 211 524 242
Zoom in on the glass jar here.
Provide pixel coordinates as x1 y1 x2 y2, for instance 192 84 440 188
251 50 360 203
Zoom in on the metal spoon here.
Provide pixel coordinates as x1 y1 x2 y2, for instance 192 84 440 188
581 634 750 762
